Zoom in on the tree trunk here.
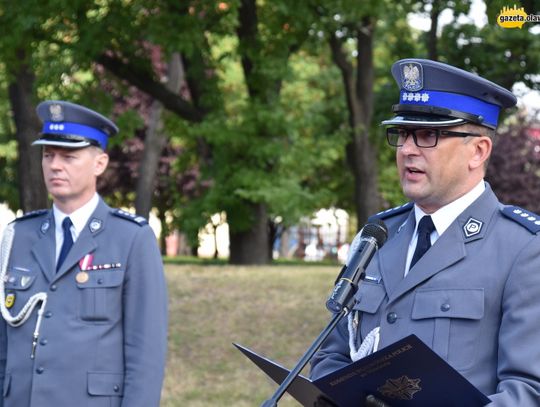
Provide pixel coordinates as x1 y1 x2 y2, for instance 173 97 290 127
329 19 380 230
267 220 278 262
134 100 167 217
346 129 379 227
135 52 183 218
156 206 168 254
352 21 380 227
8 49 48 212
229 203 269 264
228 0 280 264
427 0 441 61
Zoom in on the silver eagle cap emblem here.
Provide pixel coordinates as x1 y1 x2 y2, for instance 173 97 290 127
401 63 423 92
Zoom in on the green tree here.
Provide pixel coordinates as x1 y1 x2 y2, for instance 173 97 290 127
302 1 425 227
0 0 344 263
2 0 539 264
0 0 50 211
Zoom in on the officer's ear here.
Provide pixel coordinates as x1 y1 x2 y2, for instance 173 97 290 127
92 148 109 176
468 136 492 172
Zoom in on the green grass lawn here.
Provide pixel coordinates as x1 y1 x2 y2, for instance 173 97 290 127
162 264 339 406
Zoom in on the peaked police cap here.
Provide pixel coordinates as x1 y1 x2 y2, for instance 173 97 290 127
33 100 118 149
382 59 517 129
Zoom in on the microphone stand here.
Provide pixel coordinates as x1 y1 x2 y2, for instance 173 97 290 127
260 222 387 406
260 306 350 407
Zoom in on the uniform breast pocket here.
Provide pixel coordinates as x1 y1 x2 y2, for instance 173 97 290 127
353 282 387 339
412 288 484 370
77 270 125 323
3 267 38 313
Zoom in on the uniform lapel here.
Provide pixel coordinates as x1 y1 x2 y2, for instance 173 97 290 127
388 223 466 303
386 185 499 304
31 211 56 283
378 211 415 298
54 199 108 280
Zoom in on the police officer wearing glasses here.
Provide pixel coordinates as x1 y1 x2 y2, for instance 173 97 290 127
311 59 540 406
0 101 168 407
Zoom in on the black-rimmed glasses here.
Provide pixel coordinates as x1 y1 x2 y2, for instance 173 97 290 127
386 127 482 148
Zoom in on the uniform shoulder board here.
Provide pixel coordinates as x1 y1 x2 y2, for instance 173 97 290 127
112 209 148 226
501 206 540 234
10 209 48 223
368 202 413 222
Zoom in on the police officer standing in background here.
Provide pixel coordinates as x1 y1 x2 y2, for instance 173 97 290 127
0 101 168 407
311 59 540 405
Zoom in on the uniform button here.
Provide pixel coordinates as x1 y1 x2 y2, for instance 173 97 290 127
387 312 397 324
44 311 53 318
50 284 58 291
97 278 104 285
441 303 451 312
113 385 120 392
36 367 44 374
40 338 48 346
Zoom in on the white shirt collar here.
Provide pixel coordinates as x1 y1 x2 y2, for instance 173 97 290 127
404 180 485 276
53 193 100 241
413 180 486 237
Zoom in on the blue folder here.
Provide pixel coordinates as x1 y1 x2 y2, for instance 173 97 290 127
235 334 490 406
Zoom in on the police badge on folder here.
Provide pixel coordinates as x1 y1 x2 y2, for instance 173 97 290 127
234 335 490 407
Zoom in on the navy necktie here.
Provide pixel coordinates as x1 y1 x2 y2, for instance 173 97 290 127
410 215 435 268
57 217 73 271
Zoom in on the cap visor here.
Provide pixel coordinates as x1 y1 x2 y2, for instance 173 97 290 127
381 115 466 127
32 139 92 149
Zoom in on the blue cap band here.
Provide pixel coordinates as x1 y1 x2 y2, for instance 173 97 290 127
42 121 109 149
399 89 501 127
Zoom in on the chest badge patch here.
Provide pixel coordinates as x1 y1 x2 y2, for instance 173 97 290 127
5 293 15 309
463 217 483 238
89 218 102 233
20 276 32 288
41 220 50 234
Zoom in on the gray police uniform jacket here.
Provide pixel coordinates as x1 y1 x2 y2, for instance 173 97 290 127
0 198 168 407
311 185 540 406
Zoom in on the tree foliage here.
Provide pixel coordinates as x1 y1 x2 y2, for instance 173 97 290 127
0 0 539 262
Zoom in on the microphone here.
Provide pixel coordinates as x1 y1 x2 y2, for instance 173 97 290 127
326 219 388 313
